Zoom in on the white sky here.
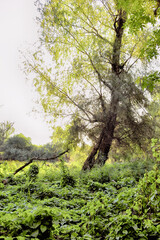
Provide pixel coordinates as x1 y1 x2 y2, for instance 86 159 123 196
0 0 52 145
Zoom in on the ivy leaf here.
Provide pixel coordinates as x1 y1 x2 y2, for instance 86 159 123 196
123 230 128 235
156 178 160 184
31 229 39 237
31 221 41 229
40 225 47 233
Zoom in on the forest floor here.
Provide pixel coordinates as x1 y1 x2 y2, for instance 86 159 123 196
0 159 159 239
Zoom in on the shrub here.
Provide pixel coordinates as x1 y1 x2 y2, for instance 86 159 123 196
28 164 39 180
60 159 76 187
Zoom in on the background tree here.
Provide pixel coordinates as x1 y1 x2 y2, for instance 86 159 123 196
0 121 15 151
25 0 160 169
31 142 65 161
2 133 65 162
2 134 33 161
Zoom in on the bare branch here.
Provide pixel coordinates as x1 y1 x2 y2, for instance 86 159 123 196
26 53 99 123
2 149 69 184
120 43 139 68
100 0 115 22
82 76 101 96
13 149 69 175
62 2 113 46
87 54 112 91
49 81 95 121
79 9 113 46
126 58 139 72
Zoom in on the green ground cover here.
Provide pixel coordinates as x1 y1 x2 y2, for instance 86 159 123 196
0 159 159 240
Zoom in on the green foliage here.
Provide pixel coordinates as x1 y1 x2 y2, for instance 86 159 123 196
51 118 83 150
151 138 160 163
32 143 63 160
25 0 159 161
60 159 76 187
0 207 53 239
0 121 14 149
2 134 63 162
2 134 33 161
28 164 39 180
140 29 160 60
0 157 159 239
137 71 160 92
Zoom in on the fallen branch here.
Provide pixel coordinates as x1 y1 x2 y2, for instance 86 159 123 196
2 149 69 185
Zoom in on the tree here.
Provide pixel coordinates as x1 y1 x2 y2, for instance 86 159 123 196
26 0 160 169
2 134 33 161
2 132 67 162
0 121 15 150
31 142 65 160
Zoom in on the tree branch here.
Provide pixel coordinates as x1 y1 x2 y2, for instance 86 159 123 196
2 149 69 184
65 2 113 46
154 0 160 16
27 60 95 122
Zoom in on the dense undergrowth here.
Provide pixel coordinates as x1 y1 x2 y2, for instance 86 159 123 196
0 158 159 240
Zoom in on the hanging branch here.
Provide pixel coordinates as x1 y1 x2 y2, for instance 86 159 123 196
2 149 69 185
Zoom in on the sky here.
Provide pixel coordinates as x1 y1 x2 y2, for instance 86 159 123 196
0 0 52 145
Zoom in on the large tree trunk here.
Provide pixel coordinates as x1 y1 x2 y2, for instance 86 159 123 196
82 9 126 170
82 108 117 170
82 93 118 170
82 127 105 170
95 111 117 165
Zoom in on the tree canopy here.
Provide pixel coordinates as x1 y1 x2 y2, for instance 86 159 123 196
2 133 64 161
2 134 33 161
0 121 15 150
26 0 160 169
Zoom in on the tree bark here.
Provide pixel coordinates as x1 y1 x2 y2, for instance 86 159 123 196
95 111 117 165
82 9 126 170
82 108 117 170
82 128 105 170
